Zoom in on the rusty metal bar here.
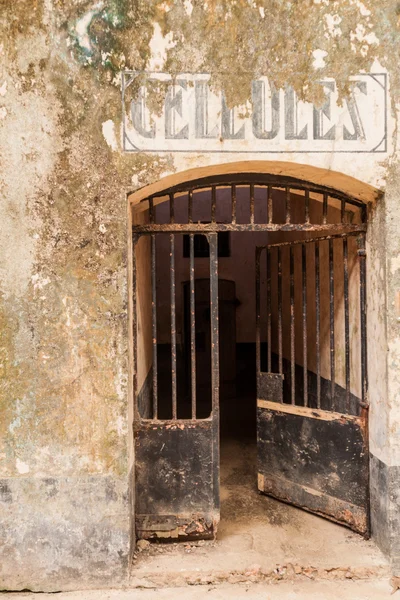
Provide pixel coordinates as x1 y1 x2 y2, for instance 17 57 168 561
315 241 321 409
290 245 295 405
323 193 328 224
231 185 236 224
258 230 363 250
285 187 291 224
267 247 272 372
267 185 273 224
170 233 177 419
277 247 283 375
329 238 335 409
250 183 255 225
149 197 155 224
302 243 308 407
132 223 367 234
170 192 175 224
305 189 310 224
358 233 368 407
343 237 350 412
209 234 219 413
256 247 261 375
211 186 216 223
188 189 193 224
189 233 196 419
341 197 346 224
151 233 158 419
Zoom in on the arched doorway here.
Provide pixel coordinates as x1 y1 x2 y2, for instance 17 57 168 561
129 172 368 542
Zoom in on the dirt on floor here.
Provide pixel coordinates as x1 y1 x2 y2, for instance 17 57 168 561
130 438 389 588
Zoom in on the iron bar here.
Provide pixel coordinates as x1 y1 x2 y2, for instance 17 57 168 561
132 223 367 234
329 239 335 409
267 185 273 224
343 237 350 413
315 241 321 409
211 186 216 223
323 193 328 224
142 175 364 212
267 247 272 372
290 246 295 405
169 192 175 224
305 189 310 224
151 233 158 419
278 247 283 375
149 197 155 224
231 185 236 224
286 187 291 224
257 230 363 250
188 189 193 224
358 234 368 406
255 248 261 375
302 243 308 407
341 197 346 224
209 234 219 413
189 233 196 419
250 183 255 225
170 233 177 419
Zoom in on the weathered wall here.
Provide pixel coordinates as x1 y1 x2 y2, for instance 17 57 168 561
0 0 400 591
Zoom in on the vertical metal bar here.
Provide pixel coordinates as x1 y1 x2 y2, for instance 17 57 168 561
305 189 310 224
149 197 155 224
151 233 158 419
189 233 196 419
256 247 261 375
329 238 335 409
170 233 177 419
231 185 236 224
268 185 273 224
277 247 283 376
322 193 328 224
188 189 193 224
267 247 272 372
209 234 219 414
250 183 255 225
211 185 216 223
285 187 291 224
170 192 175 224
341 197 346 224
302 243 308 407
343 237 350 413
290 246 295 405
315 241 321 409
358 233 368 407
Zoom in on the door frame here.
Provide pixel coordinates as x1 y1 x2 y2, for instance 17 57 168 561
128 172 368 546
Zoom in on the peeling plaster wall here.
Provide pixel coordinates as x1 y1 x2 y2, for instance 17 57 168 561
0 0 400 591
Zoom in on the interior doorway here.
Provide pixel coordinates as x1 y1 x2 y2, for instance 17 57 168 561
131 173 368 542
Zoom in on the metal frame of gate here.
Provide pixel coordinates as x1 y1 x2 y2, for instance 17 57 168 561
131 173 368 540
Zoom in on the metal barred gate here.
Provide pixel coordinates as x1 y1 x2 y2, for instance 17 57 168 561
255 233 369 534
131 173 369 541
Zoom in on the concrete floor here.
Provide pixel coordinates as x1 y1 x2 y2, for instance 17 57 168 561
131 437 389 588
3 580 395 600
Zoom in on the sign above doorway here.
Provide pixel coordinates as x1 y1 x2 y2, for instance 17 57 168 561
122 72 387 154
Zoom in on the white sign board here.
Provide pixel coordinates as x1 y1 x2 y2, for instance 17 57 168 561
122 72 387 154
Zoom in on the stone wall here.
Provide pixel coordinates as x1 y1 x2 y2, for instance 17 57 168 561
0 0 400 590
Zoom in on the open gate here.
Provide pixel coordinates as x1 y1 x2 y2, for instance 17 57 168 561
130 173 369 542
255 233 369 534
